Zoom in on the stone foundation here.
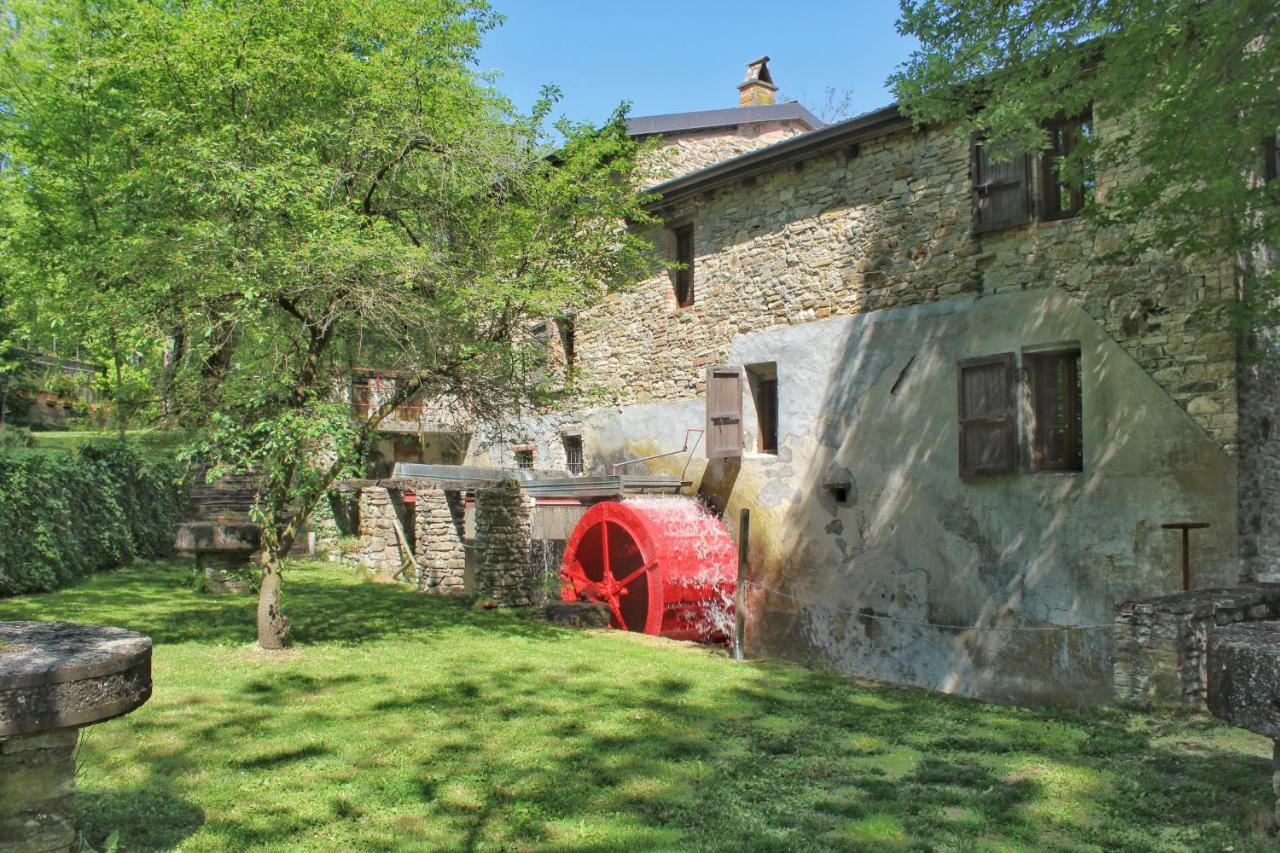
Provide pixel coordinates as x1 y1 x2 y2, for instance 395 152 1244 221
1113 583 1280 707
413 488 467 594
475 479 537 607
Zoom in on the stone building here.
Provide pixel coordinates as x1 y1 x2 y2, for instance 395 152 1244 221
456 57 1278 705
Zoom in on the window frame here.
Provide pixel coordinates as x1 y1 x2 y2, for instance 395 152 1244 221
513 446 535 470
1023 345 1084 473
746 362 779 455
1040 111 1093 222
562 434 584 475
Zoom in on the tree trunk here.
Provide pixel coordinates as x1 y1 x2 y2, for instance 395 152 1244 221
256 563 290 650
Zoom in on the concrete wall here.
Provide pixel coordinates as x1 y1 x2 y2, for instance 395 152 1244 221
472 289 1240 705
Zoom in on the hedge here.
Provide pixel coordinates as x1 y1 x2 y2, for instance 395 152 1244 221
0 441 190 596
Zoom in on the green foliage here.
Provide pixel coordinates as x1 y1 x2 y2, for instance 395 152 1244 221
2 559 1275 850
0 441 189 595
0 426 33 449
892 0 1280 329
0 0 655 643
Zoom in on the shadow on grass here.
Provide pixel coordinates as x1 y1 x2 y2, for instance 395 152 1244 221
0 559 565 646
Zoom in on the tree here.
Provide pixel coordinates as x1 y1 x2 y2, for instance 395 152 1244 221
891 0 1279 332
1 0 654 647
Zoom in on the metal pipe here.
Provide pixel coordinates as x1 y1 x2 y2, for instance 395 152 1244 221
732 508 749 662
612 428 705 473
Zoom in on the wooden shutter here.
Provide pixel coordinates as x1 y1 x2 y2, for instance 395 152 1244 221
972 137 1032 233
957 354 1016 477
706 366 743 459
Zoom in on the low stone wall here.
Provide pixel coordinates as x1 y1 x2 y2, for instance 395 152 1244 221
475 479 537 607
1113 583 1280 708
414 488 467 594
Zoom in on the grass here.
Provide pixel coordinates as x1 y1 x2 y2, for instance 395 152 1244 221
27 428 194 455
1 560 1274 851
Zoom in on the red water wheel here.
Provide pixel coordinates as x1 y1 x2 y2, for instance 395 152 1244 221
559 497 737 642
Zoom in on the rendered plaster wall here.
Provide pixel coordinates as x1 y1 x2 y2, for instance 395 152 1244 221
472 289 1240 706
572 118 1239 451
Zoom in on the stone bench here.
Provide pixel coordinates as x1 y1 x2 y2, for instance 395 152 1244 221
1 621 152 852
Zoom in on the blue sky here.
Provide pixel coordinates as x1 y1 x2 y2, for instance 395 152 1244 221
475 1 918 126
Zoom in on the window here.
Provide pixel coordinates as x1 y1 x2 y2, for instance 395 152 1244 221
1266 134 1279 183
957 353 1016 477
514 447 534 469
705 365 743 459
563 435 584 475
673 224 695 307
557 315 576 373
1026 348 1083 472
972 138 1033 233
746 363 778 454
1041 112 1093 221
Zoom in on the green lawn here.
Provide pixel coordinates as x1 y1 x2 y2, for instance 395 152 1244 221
28 428 194 455
1 561 1274 851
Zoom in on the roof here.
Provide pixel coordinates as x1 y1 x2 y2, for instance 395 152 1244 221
625 102 823 138
643 103 913 208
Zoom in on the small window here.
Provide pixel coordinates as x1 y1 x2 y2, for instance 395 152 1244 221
1026 348 1083 472
1265 134 1278 183
972 138 1033 233
563 435 584 475
957 353 1017 477
673 225 695 307
514 447 534 469
1041 112 1093 221
746 363 778 454
557 315 576 373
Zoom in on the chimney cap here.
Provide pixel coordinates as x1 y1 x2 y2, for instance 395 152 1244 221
739 56 776 91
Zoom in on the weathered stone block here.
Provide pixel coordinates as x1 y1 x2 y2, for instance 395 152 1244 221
1207 621 1280 740
543 602 611 629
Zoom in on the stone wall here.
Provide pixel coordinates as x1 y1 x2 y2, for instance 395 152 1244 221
0 729 77 851
1240 325 1280 582
572 117 1238 449
474 479 537 606
637 119 813 184
355 486 408 579
1114 584 1280 708
414 488 467 594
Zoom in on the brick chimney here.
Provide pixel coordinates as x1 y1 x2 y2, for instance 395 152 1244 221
737 56 777 107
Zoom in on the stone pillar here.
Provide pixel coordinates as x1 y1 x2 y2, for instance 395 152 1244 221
0 622 152 853
0 730 78 852
475 479 536 606
356 487 403 579
413 488 467 594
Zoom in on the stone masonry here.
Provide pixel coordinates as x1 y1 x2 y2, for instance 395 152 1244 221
574 112 1239 450
474 479 537 606
1113 583 1280 708
355 486 406 578
413 488 467 594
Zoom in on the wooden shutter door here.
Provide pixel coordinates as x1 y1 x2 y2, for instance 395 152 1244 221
972 137 1032 232
957 354 1016 476
706 366 743 459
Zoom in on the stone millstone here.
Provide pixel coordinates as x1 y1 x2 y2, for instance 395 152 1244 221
0 621 152 738
1 622 152 853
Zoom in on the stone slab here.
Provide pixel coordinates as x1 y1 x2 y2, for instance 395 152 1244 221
1206 621 1280 739
0 622 152 737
